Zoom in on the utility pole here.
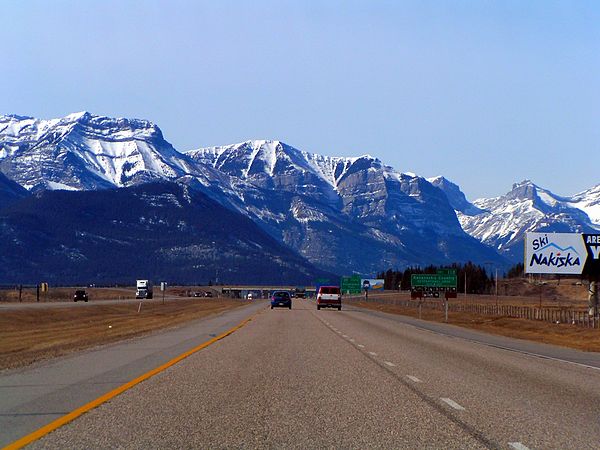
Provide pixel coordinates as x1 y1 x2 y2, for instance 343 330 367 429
588 278 598 317
495 268 498 307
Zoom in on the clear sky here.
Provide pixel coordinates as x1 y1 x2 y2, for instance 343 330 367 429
2 0 599 199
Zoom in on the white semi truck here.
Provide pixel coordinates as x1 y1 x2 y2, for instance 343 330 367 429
136 280 153 299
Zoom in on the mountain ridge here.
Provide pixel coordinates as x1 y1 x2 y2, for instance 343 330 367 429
2 112 597 275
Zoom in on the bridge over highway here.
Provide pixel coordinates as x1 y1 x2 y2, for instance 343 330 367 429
218 285 316 298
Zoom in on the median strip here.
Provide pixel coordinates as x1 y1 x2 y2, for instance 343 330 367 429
3 312 257 450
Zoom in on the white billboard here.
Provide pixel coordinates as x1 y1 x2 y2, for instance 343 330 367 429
524 232 587 274
361 279 385 290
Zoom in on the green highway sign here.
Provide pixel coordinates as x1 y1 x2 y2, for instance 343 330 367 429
411 273 457 288
341 275 362 294
437 268 457 276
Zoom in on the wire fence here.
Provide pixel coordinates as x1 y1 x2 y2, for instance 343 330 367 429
345 295 600 329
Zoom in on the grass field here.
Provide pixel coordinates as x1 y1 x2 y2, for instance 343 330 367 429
0 286 220 303
355 300 600 352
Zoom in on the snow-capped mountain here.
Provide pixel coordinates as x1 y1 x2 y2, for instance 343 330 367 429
569 184 600 228
188 140 506 273
428 176 483 216
0 112 211 191
433 178 600 262
0 112 509 277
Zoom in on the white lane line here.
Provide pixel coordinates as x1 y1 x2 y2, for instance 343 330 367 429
406 375 422 383
509 443 530 450
384 361 396 367
368 351 377 356
357 344 365 348
349 338 355 342
440 398 465 411
342 334 348 338
336 331 341 334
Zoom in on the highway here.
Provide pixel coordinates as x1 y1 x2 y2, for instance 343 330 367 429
4 300 600 449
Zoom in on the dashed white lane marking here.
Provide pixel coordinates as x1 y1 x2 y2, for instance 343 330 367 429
509 443 530 450
342 334 348 338
406 375 422 383
358 344 365 348
336 331 341 334
368 351 377 356
384 361 396 367
440 398 465 411
349 338 355 342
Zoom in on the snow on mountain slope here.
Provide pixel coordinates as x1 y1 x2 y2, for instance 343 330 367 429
0 112 211 191
569 184 600 227
428 176 483 216
452 180 598 261
188 141 506 273
0 112 510 273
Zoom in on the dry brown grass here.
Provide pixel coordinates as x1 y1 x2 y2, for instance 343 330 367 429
0 298 245 370
0 287 134 303
355 301 600 352
0 286 221 303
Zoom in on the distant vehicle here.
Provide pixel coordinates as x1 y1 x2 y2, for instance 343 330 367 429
294 288 306 299
204 291 213 297
271 291 292 309
192 291 203 297
317 286 341 310
247 292 253 300
136 280 153 299
73 290 88 302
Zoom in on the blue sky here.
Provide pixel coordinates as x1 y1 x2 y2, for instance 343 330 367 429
2 0 599 199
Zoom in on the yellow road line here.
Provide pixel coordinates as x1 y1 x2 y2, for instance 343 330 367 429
3 313 257 450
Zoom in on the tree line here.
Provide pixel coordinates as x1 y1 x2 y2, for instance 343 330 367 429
376 262 496 294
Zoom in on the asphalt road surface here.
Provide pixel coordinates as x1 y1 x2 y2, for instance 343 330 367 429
0 301 266 447
5 300 600 449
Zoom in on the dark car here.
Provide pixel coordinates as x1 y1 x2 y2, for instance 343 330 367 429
73 290 88 302
192 291 203 297
204 291 213 297
270 291 292 309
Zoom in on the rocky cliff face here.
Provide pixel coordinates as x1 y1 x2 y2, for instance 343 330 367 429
433 178 599 262
0 113 520 278
0 112 205 191
188 140 506 273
